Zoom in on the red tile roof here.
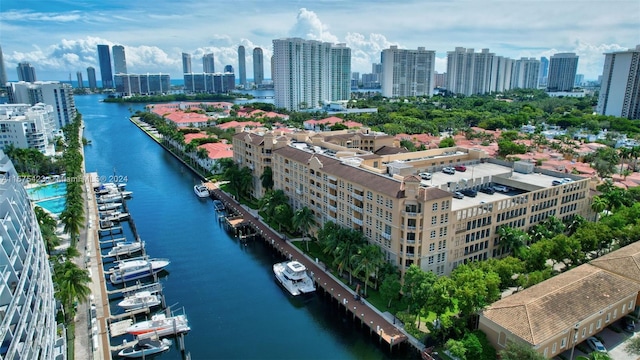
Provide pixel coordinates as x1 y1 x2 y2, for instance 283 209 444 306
217 120 262 130
184 133 209 144
199 142 233 160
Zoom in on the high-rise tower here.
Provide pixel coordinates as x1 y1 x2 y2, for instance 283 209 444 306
0 45 7 86
253 47 264 86
182 53 192 74
331 44 351 101
381 46 435 98
112 45 128 74
539 57 549 86
547 53 579 92
87 66 97 90
238 46 247 88
597 45 640 119
76 71 84 88
16 62 37 82
97 44 114 88
203 53 215 73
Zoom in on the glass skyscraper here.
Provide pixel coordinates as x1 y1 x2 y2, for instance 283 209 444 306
97 44 114 88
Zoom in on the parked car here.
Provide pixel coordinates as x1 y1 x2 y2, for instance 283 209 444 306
452 191 464 199
419 172 432 180
442 167 455 175
461 189 477 197
623 316 636 332
478 187 495 194
552 179 565 186
454 165 467 172
586 337 607 353
492 185 508 192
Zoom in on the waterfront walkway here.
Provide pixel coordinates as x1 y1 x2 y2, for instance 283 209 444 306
210 186 413 350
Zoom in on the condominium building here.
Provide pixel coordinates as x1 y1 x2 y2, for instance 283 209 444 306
182 53 192 74
114 73 171 96
238 46 247 89
331 44 351 101
539 56 549 86
511 57 540 89
547 53 579 92
16 63 37 83
86 67 97 90
490 56 514 93
471 49 495 95
0 46 7 86
97 44 113 88
6 81 77 128
233 129 592 276
0 103 59 155
381 46 435 98
446 47 475 95
76 71 84 89
0 150 60 359
253 48 264 86
203 53 215 74
272 38 349 111
597 45 640 119
183 72 235 94
112 45 128 74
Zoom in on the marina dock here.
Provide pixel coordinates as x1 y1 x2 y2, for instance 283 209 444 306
209 185 410 352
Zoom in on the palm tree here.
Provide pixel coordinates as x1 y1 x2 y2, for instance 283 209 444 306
260 166 274 192
292 206 315 251
59 201 84 246
333 229 365 284
53 260 91 323
591 195 608 222
34 206 60 254
619 147 632 174
318 222 341 257
351 244 384 296
259 189 288 219
498 226 530 257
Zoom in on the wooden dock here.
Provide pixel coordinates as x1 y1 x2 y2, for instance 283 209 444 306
210 188 409 351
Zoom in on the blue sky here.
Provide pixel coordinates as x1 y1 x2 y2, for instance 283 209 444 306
1 0 638 82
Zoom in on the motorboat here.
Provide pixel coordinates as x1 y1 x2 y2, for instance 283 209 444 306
213 200 225 211
109 257 170 284
194 184 210 198
100 210 130 222
117 291 161 311
98 202 122 211
105 241 144 257
97 191 132 203
118 338 171 358
99 220 115 230
273 261 316 296
126 313 190 338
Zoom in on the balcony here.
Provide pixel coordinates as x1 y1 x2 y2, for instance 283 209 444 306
352 193 363 201
403 211 419 217
351 203 363 212
295 189 303 195
405 253 416 259
403 238 416 244
326 193 336 201
407 226 417 231
353 218 363 226
327 204 337 212
327 213 337 221
327 183 337 190
381 232 391 240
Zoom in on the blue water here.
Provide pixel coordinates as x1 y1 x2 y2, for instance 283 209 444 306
27 182 67 201
76 94 410 359
35 198 66 215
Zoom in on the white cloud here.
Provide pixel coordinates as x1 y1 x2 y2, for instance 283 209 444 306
288 8 339 43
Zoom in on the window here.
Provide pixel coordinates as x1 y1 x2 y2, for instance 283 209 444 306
605 313 611 323
589 323 594 334
429 243 435 251
432 203 438 211
596 319 602 329
498 332 506 346
430 230 436 239
581 328 586 338
431 216 437 225
560 337 567 349
552 343 557 354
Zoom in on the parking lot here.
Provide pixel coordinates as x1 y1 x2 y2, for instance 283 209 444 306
556 317 638 360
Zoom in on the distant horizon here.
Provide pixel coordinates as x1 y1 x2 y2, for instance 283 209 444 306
2 1 638 81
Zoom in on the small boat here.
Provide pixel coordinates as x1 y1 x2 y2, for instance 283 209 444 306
97 192 132 203
126 313 190 337
213 200 225 211
109 257 170 284
100 210 130 222
117 291 161 311
194 184 210 198
106 241 144 257
273 261 316 296
99 220 115 230
118 338 172 358
98 202 122 211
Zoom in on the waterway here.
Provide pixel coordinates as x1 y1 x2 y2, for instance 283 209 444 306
77 94 413 359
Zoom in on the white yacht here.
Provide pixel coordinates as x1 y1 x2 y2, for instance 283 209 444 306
105 241 144 258
126 313 190 338
194 184 210 198
117 291 161 311
98 202 122 211
273 261 316 296
109 257 170 284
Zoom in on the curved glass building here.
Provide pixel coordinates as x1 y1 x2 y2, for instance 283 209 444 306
0 151 58 359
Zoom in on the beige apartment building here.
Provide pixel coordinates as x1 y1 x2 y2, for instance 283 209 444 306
480 241 640 358
233 128 592 275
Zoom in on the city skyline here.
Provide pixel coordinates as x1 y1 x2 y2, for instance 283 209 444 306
1 0 638 82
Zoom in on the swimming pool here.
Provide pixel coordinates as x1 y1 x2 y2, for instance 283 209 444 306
35 198 66 215
26 182 67 201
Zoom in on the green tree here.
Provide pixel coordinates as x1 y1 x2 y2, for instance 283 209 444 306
260 166 274 191
273 203 293 232
53 260 91 323
34 206 60 254
591 195 608 222
445 338 467 360
351 244 384 296
292 206 315 251
498 340 546 360
439 137 456 148
625 335 640 356
332 229 365 284
379 273 401 308
462 332 483 360
451 265 501 316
